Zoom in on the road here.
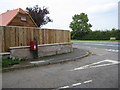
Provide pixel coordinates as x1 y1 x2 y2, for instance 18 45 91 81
2 41 120 89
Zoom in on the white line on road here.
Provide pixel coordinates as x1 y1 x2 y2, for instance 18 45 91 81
106 45 119 47
83 43 119 47
58 80 92 89
72 82 81 87
105 49 119 52
70 59 120 71
83 80 92 84
59 85 70 89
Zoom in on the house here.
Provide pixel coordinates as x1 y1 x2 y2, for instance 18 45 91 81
0 8 38 27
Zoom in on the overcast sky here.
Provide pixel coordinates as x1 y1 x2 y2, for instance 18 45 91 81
0 0 119 31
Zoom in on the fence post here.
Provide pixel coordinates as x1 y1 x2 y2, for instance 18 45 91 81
0 26 3 53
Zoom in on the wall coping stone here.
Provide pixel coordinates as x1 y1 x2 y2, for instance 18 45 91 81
9 42 73 50
0 52 10 55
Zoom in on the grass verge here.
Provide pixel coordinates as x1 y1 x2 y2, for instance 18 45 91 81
1 59 20 68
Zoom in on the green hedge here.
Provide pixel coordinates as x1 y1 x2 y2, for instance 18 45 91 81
71 29 120 40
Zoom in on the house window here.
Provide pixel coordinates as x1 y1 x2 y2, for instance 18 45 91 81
21 16 26 21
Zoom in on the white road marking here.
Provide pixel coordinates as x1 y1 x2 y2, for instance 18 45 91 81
71 59 120 71
105 59 119 64
84 43 119 47
106 45 119 47
59 85 69 89
93 44 105 46
72 83 81 87
30 61 45 64
84 43 105 46
58 79 92 89
83 80 92 84
105 49 119 52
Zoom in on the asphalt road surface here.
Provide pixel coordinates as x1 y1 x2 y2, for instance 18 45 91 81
2 41 120 89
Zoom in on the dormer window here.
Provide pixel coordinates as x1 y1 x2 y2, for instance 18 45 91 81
21 16 26 21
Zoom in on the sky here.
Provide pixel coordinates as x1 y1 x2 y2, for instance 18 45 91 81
0 0 119 31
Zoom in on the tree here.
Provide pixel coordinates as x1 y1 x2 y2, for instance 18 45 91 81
70 13 92 40
26 5 52 27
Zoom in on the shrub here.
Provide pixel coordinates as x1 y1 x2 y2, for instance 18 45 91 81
1 59 20 68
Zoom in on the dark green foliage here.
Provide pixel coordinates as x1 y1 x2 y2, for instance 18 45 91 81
70 13 120 40
71 28 120 40
70 13 92 40
2 59 20 68
20 57 28 61
26 5 52 27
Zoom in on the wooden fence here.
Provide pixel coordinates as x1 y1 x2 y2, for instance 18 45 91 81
0 26 70 52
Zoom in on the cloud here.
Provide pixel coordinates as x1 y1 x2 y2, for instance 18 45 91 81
0 0 119 30
85 2 117 14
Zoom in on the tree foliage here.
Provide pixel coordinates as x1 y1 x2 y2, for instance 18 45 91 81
69 13 92 39
26 5 52 27
71 28 120 40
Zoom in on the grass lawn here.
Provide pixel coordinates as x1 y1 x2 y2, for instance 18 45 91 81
71 40 120 42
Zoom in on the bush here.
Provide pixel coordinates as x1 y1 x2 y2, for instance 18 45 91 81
71 28 120 40
20 57 28 61
1 59 20 68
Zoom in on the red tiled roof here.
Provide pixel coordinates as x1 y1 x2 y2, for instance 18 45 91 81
0 8 38 27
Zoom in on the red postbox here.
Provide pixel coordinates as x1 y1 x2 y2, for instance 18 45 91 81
30 41 37 50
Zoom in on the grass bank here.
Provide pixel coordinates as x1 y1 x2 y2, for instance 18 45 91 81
0 59 20 68
0 58 28 68
71 40 120 42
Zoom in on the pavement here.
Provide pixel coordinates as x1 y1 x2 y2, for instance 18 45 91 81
2 47 89 72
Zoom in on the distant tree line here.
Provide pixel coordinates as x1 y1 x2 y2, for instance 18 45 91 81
71 28 120 40
70 13 120 40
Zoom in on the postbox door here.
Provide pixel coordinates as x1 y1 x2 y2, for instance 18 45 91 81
30 41 36 50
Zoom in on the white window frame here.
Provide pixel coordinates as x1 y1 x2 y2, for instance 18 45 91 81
21 16 26 21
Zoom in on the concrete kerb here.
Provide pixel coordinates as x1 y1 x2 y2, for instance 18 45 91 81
2 49 90 72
